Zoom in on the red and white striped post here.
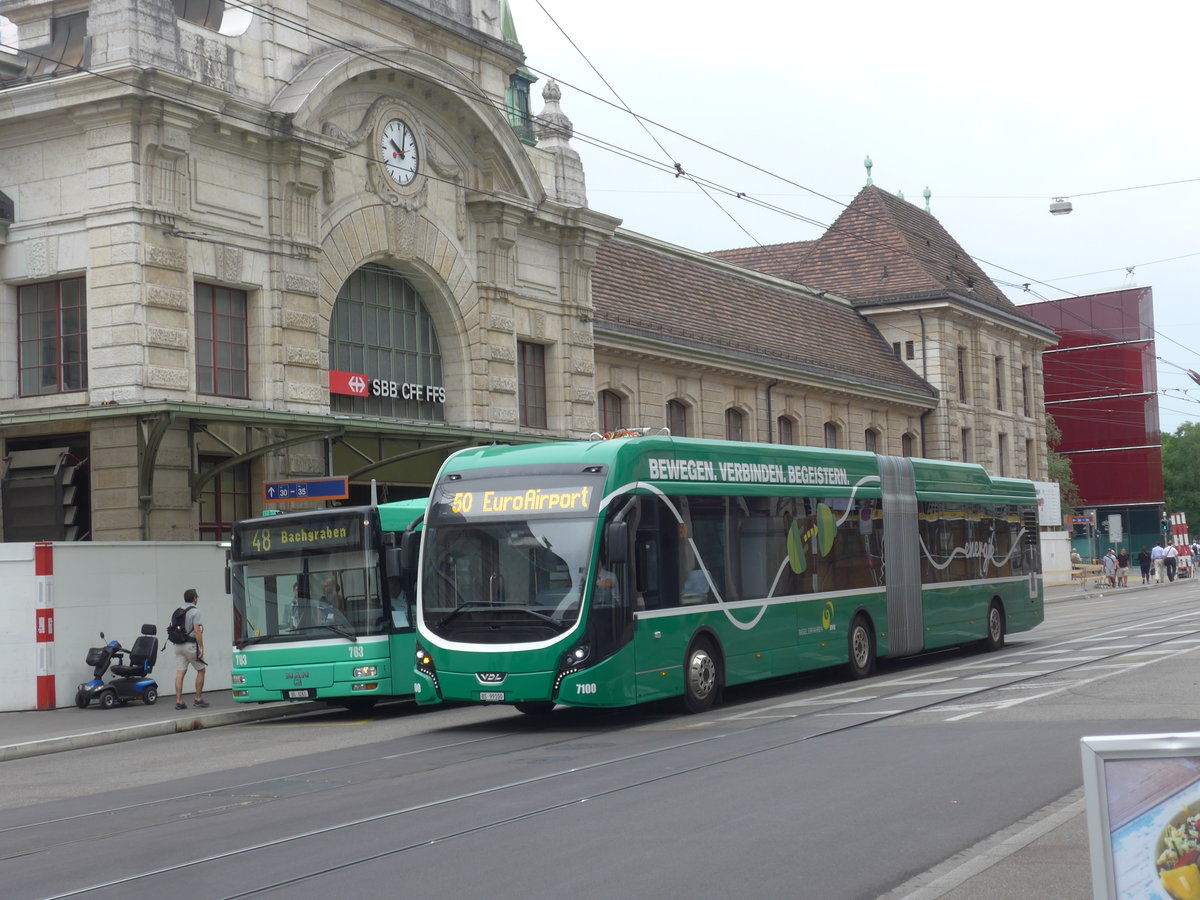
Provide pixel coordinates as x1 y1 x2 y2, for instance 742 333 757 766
34 542 56 710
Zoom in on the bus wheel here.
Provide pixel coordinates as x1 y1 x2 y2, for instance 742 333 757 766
979 601 1006 652
514 701 555 716
847 615 876 679
683 638 721 713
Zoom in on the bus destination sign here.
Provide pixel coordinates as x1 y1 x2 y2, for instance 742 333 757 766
235 513 365 558
446 485 597 520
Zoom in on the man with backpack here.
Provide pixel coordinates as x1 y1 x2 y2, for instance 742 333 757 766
172 588 208 710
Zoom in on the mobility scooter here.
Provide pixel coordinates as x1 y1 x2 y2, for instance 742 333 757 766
75 625 160 708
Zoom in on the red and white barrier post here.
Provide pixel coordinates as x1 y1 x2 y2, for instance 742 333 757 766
34 542 55 710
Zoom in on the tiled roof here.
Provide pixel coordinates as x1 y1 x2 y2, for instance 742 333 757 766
788 186 1030 317
707 241 816 281
711 187 1044 329
591 233 936 399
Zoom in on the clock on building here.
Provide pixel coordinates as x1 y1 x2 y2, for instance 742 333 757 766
379 118 419 187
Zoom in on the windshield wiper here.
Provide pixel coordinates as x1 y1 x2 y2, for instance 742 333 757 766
437 602 561 628
437 601 491 628
236 634 289 648
289 624 358 642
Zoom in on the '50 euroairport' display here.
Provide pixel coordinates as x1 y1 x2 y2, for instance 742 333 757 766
229 498 425 708
413 434 1043 714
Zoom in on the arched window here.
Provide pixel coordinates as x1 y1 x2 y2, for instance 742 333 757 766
864 429 878 454
824 422 840 449
777 416 794 445
666 399 688 436
599 390 623 433
902 433 915 457
329 265 444 421
725 409 744 442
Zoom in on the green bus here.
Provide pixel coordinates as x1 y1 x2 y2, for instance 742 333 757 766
413 435 1042 713
229 498 425 708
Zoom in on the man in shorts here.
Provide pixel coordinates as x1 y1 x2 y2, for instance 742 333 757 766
174 588 208 710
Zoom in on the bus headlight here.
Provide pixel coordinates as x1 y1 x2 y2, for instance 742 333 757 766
415 642 440 693
352 666 378 678
562 642 591 668
553 641 592 697
231 674 247 685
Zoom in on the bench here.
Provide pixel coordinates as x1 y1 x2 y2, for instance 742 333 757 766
1071 563 1108 587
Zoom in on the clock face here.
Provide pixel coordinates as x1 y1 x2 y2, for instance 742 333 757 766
379 119 419 187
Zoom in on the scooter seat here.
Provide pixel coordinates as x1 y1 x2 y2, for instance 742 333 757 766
111 633 159 678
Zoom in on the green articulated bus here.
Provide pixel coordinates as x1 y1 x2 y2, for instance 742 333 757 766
229 498 425 709
413 434 1043 714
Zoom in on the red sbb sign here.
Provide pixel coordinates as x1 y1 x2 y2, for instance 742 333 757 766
330 370 446 403
330 370 369 396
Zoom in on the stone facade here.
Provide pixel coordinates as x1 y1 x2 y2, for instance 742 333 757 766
0 0 617 539
0 1 1053 543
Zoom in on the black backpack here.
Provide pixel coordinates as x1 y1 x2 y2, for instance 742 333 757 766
166 606 192 644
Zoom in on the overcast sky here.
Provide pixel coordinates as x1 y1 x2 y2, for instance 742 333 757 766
509 0 1200 436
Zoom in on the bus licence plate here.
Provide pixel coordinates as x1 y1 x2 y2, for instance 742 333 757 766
287 689 316 699
479 691 505 702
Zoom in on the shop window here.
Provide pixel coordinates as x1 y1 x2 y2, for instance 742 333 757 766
667 399 688 437
198 455 250 541
518 341 546 428
195 283 248 398
18 277 87 396
995 357 1005 411
599 390 623 433
725 409 744 442
823 422 840 449
777 416 794 445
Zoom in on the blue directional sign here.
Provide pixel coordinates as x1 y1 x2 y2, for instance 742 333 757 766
262 478 350 503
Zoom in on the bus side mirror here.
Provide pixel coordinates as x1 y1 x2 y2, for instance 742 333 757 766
605 520 628 564
400 530 420 572
385 545 403 578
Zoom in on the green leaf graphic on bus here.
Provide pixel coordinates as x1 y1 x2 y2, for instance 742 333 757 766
787 521 807 574
817 503 837 556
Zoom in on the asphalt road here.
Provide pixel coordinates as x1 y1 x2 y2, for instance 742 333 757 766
4 579 1200 899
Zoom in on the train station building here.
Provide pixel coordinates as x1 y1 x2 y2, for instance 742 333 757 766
0 0 1055 543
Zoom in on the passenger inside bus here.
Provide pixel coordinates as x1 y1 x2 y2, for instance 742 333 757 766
681 568 710 604
387 576 412 628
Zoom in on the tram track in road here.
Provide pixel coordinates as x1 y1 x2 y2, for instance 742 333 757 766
31 594 1200 899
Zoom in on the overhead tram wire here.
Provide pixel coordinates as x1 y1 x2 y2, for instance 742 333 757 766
10 6 1191 366
530 0 761 246
106 0 1083 303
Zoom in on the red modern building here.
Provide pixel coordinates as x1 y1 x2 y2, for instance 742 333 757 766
1023 288 1163 550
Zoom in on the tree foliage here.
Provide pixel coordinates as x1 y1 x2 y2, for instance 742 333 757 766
1163 422 1200 528
1046 414 1082 516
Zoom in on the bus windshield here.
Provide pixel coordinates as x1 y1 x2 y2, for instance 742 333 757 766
231 511 388 646
421 472 605 643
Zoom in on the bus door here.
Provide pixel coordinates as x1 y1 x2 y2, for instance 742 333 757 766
879 455 922 656
627 496 689 699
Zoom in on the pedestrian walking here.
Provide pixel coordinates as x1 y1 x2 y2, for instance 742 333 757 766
1138 547 1152 584
1116 547 1130 587
1165 543 1179 582
1103 549 1117 588
173 588 208 710
1152 544 1166 583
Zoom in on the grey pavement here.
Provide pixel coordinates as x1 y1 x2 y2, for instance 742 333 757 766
0 577 1174 898
0 689 323 762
